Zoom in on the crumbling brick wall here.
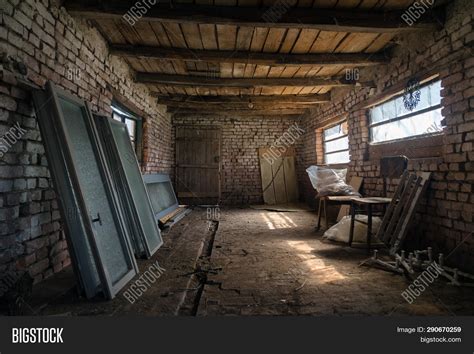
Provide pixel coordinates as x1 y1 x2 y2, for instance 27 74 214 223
172 115 303 205
300 0 474 271
0 0 173 283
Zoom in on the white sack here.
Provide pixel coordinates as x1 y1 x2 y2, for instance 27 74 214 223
323 215 382 244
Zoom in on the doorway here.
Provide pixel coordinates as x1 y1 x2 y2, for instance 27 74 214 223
175 126 221 205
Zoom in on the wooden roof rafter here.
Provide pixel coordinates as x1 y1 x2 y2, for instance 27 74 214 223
110 45 390 66
65 1 444 33
136 73 373 88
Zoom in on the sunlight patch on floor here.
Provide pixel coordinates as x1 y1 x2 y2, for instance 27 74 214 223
260 212 297 229
286 240 346 283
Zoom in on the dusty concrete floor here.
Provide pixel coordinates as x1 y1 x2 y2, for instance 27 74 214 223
33 207 474 316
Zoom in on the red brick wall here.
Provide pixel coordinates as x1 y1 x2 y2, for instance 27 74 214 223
300 0 474 271
0 0 173 283
172 115 303 205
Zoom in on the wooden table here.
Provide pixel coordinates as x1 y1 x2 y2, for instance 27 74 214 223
316 196 355 230
348 197 392 253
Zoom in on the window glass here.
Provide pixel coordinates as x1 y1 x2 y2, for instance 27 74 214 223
111 104 141 158
323 121 349 164
369 80 443 143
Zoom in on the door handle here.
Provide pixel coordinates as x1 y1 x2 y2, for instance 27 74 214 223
91 213 102 226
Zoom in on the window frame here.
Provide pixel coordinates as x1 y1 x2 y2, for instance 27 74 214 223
33 83 138 300
111 100 143 163
323 120 350 165
368 79 443 145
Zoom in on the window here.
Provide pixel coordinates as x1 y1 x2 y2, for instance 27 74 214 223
323 121 349 164
111 103 143 161
369 80 443 143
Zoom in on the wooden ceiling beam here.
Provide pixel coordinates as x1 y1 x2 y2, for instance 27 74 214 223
65 2 442 33
136 73 369 88
164 102 317 111
168 108 308 116
154 93 331 104
110 45 389 66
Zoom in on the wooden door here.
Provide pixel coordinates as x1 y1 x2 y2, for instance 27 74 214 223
175 126 221 205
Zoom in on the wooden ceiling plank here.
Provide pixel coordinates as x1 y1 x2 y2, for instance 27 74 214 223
149 22 172 47
291 29 319 53
260 86 285 95
253 65 271 78
334 32 380 53
133 21 161 46
216 24 237 50
200 24 218 49
263 28 287 53
309 31 347 53
316 65 344 76
95 20 126 44
181 23 205 49
279 28 301 53
162 22 188 48
244 64 257 78
298 86 316 94
365 33 395 52
233 63 246 78
115 19 142 45
280 66 300 78
125 57 146 72
171 60 188 75
304 66 323 77
250 27 270 52
267 66 286 78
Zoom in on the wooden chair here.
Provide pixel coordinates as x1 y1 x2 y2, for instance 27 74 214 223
348 171 431 254
316 176 363 230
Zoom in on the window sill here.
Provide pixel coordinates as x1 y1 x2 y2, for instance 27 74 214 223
368 134 444 160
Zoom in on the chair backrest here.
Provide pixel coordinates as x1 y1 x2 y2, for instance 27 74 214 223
375 171 431 255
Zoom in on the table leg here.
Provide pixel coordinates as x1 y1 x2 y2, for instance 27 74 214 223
317 198 322 230
367 205 372 254
323 199 328 229
349 202 355 246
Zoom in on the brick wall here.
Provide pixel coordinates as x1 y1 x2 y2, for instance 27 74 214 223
172 115 303 205
300 0 474 271
0 0 173 283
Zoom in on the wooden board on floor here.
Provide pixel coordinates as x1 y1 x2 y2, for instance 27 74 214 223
283 154 299 201
258 147 299 205
250 202 314 212
260 154 277 204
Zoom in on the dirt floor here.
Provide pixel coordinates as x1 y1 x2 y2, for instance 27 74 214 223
29 207 474 316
